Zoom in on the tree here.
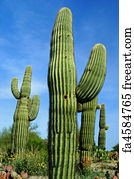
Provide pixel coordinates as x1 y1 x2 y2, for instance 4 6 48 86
112 143 119 152
0 127 12 151
0 124 48 153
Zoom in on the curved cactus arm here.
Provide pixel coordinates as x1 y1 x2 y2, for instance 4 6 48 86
76 44 106 103
28 95 40 121
11 78 21 99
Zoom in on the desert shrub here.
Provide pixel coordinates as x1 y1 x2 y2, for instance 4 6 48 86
109 151 119 160
0 149 48 176
11 150 48 176
76 157 105 178
93 148 109 162
0 124 48 176
26 132 48 153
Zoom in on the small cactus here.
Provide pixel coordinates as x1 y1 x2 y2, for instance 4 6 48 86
98 104 109 150
11 66 40 157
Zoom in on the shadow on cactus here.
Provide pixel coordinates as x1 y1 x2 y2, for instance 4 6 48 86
11 66 40 157
48 7 107 179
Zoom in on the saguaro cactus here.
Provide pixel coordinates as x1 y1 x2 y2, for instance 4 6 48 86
48 7 106 179
11 66 40 157
98 104 109 150
79 96 101 161
48 8 77 179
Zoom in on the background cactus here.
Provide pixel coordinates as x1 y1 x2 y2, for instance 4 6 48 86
48 7 106 179
79 96 101 161
98 104 109 150
11 66 40 157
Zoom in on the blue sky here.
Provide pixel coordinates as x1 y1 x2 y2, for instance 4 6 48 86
0 0 119 151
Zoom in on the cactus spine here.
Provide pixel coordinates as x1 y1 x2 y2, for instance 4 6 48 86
98 104 109 150
48 7 106 179
11 66 40 157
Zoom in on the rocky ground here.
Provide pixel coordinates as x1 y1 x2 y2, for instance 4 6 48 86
0 161 118 179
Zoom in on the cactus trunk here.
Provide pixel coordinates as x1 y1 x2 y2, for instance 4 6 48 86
48 8 77 179
80 96 98 161
98 104 109 150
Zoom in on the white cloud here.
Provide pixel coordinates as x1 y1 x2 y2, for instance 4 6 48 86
31 80 48 95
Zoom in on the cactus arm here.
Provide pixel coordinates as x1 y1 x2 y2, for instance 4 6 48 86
11 78 20 99
105 126 109 130
20 66 32 97
76 44 106 103
28 95 40 121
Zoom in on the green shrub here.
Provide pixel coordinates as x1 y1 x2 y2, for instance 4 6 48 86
112 143 119 152
26 132 48 152
93 148 109 162
77 165 105 178
76 157 105 178
12 150 48 176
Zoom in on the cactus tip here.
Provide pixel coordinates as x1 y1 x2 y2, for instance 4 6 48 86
59 7 72 14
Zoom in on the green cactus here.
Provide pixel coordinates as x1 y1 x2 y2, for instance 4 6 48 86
48 7 106 179
79 96 101 161
76 43 106 103
11 66 40 157
98 104 109 150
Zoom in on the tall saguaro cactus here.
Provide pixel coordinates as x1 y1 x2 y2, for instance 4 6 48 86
98 104 109 150
11 66 40 157
48 8 77 179
79 96 101 161
48 7 106 179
